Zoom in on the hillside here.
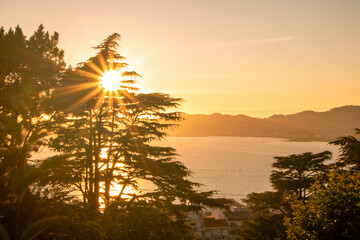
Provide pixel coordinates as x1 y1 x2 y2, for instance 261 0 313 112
169 106 360 141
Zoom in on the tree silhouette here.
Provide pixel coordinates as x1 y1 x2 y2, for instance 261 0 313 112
0 24 65 191
1 26 224 239
0 24 66 240
271 151 332 199
45 33 223 215
330 128 360 170
240 151 332 240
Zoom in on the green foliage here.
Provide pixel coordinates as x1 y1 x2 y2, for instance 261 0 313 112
285 171 360 240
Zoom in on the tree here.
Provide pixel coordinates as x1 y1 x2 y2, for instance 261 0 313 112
42 32 224 238
240 214 287 240
285 170 360 240
271 151 332 200
1 27 224 239
46 33 132 209
240 151 332 240
0 24 65 191
240 191 288 240
330 128 360 170
0 24 66 240
244 191 290 216
47 33 185 208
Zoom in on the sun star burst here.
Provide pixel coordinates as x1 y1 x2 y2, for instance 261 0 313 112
100 70 122 91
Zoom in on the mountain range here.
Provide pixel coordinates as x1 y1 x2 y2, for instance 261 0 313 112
169 106 360 141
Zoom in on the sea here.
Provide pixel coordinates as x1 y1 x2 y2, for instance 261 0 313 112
32 137 339 202
154 137 339 202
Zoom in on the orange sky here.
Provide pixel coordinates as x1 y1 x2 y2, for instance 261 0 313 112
1 0 359 117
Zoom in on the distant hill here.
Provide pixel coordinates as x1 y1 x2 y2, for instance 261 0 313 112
169 106 360 141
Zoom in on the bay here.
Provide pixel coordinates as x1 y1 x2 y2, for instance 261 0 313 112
155 137 339 202
31 137 339 202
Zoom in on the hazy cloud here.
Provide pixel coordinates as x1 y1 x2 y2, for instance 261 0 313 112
199 36 296 49
248 36 295 45
168 74 233 81
187 74 232 79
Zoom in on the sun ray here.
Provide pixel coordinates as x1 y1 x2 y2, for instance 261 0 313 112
97 54 108 72
54 82 99 97
113 90 126 111
120 89 139 104
79 72 101 80
54 54 145 112
68 87 102 110
107 90 114 110
85 54 107 75
94 91 107 110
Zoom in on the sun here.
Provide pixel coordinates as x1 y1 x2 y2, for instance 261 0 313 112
100 70 122 91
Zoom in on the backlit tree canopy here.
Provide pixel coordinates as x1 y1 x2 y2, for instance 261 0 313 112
46 32 220 212
0 25 225 240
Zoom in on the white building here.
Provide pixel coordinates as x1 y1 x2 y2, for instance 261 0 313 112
188 199 251 240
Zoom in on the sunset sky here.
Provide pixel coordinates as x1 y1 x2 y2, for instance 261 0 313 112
1 0 359 117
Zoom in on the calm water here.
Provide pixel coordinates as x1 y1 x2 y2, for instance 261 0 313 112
32 137 339 202
155 137 339 202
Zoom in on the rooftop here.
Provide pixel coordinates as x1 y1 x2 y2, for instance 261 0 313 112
203 217 229 228
223 211 252 221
